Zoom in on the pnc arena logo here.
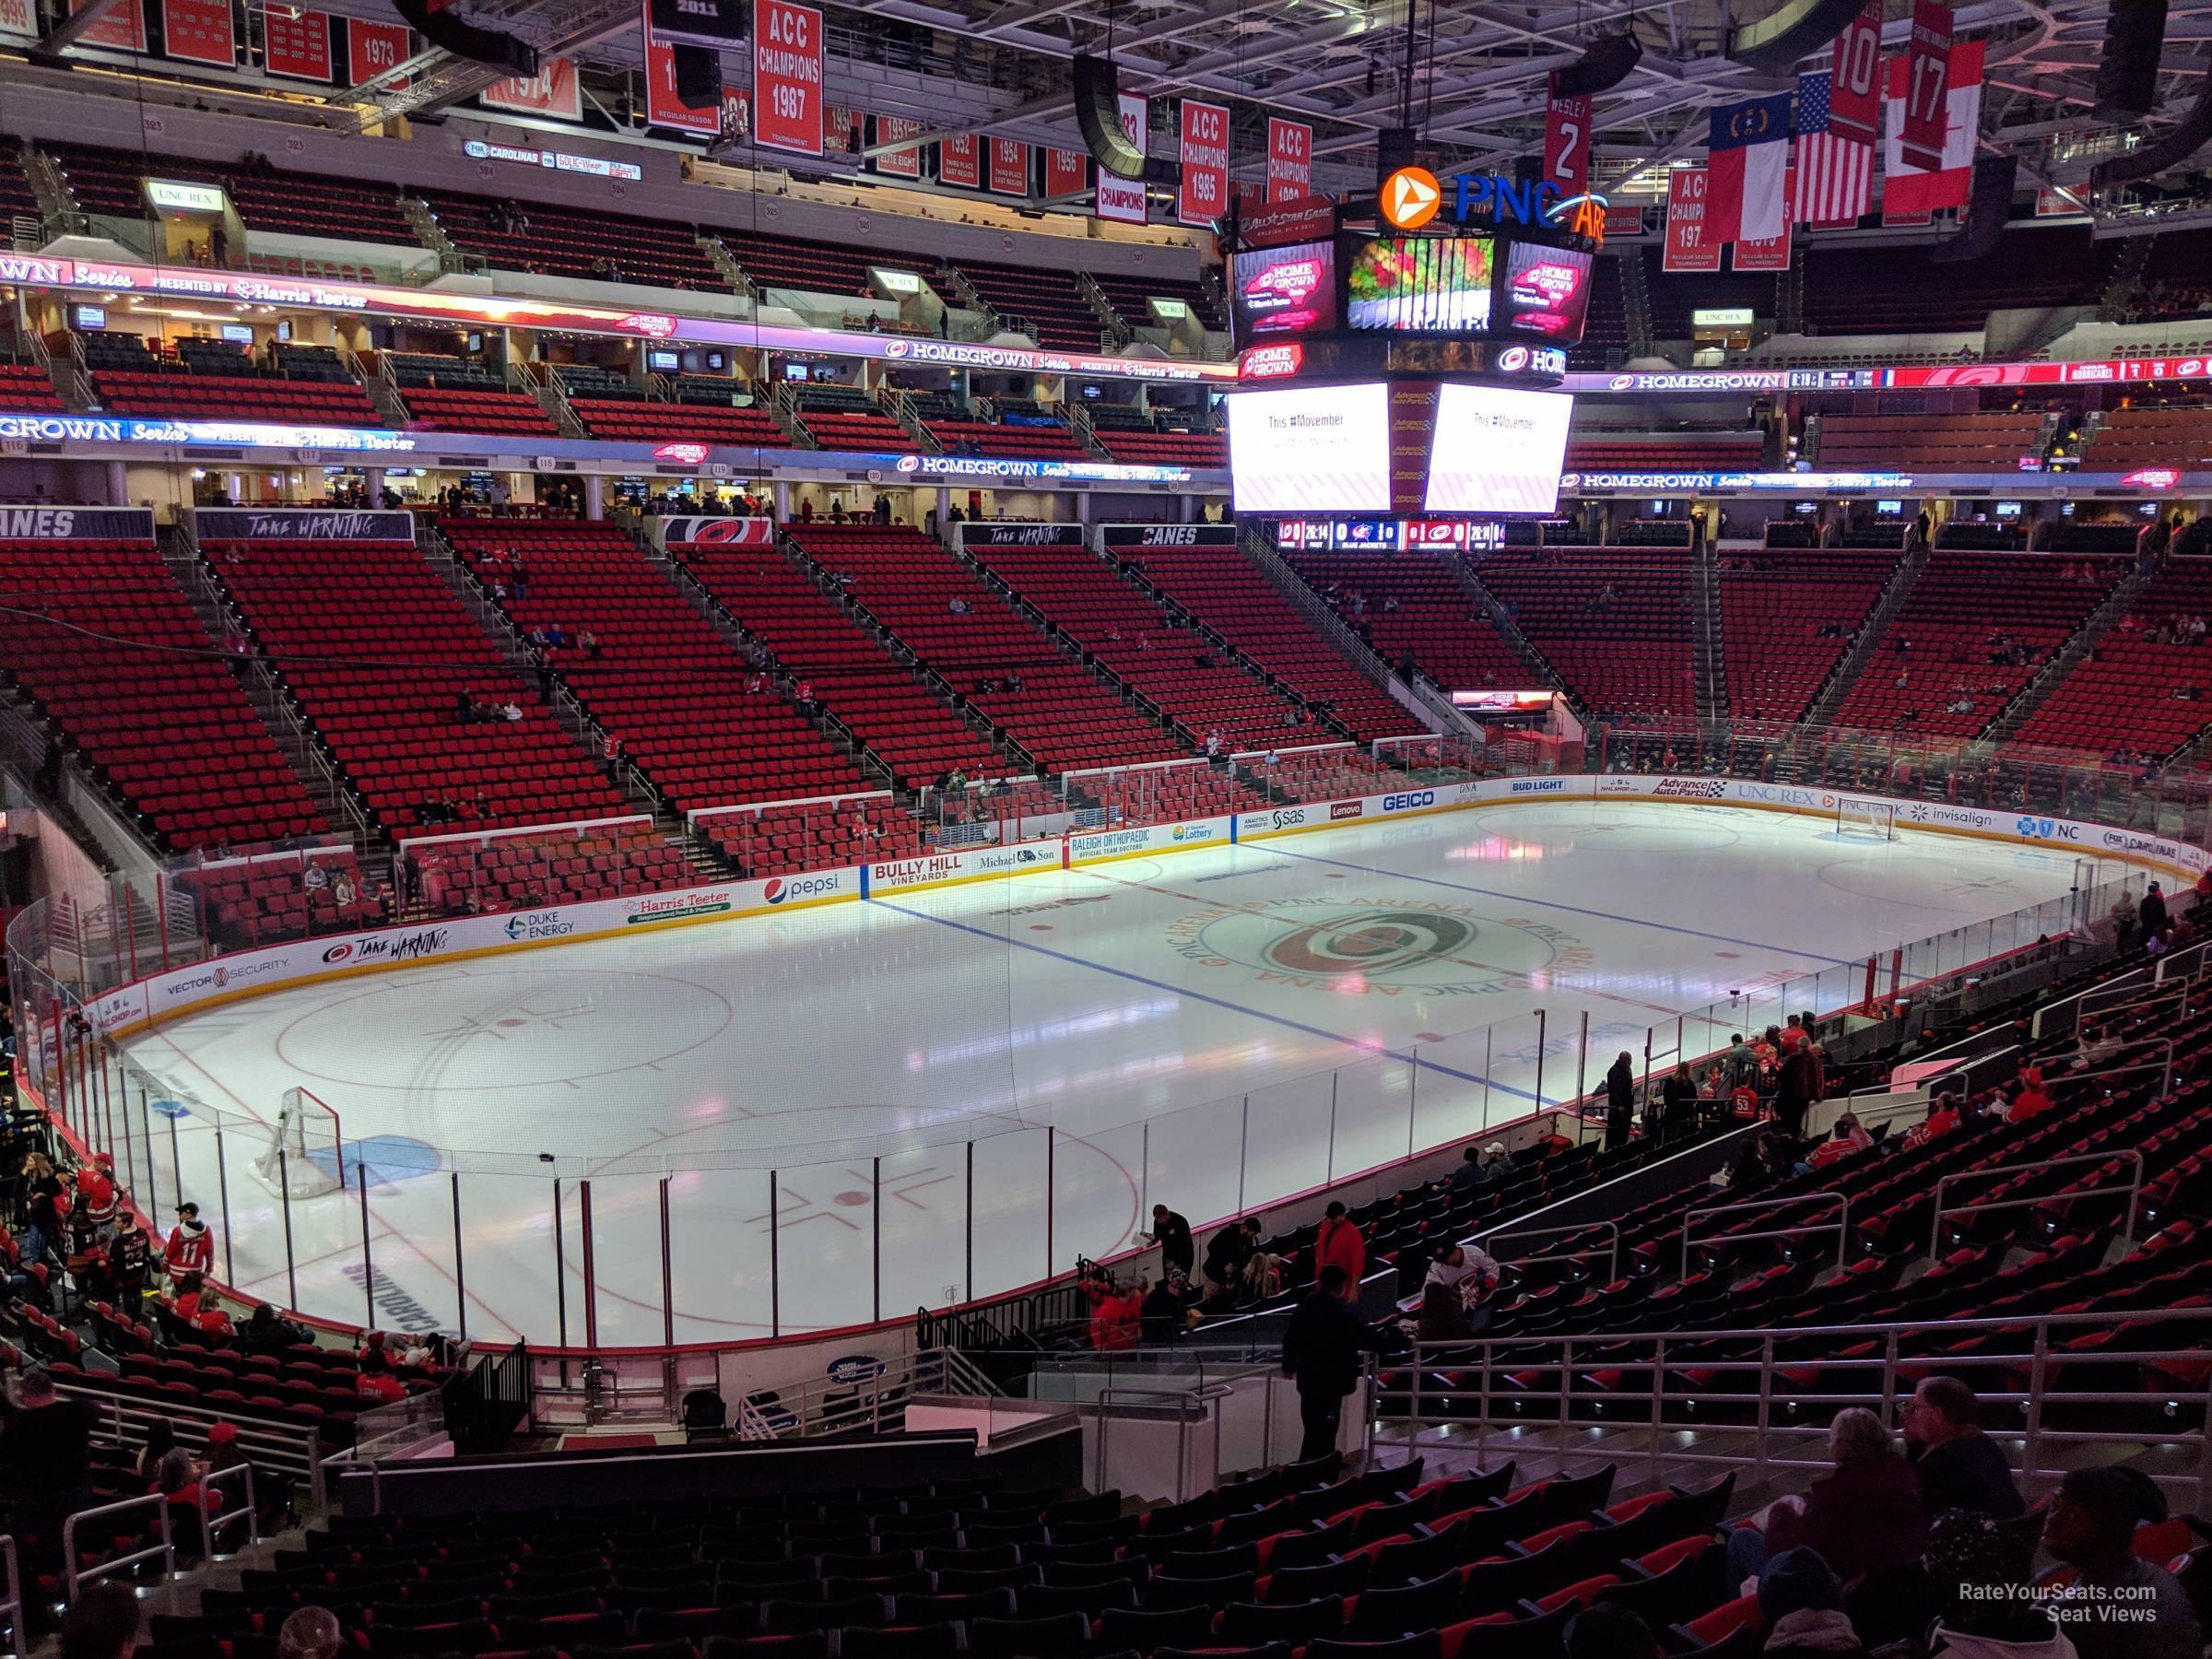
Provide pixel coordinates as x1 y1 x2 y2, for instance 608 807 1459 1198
1379 165 1442 230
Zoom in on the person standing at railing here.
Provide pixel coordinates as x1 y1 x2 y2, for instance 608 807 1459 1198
1147 1205 1194 1278
1282 1264 1386 1462
162 1201 213 1288
1605 1053 1637 1150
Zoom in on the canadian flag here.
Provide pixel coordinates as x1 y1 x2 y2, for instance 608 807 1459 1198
1883 37 1983 215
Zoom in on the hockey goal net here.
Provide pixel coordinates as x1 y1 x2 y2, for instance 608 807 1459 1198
1836 797 1897 841
250 1087 347 1197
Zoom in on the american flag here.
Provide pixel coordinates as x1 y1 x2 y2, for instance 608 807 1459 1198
1794 70 1873 226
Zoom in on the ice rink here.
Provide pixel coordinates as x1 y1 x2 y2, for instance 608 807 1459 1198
118 799 2099 1344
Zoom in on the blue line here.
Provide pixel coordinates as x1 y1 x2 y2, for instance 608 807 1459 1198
866 893 1544 1104
1250 840 1859 965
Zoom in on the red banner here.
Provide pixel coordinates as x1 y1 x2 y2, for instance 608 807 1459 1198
989 137 1030 196
752 0 823 157
1178 99 1230 224
939 133 981 189
643 11 720 135
1095 94 1148 224
827 106 860 156
1265 117 1311 204
1900 0 1953 171
262 5 329 77
1543 82 1592 197
1045 147 1088 197
161 0 232 65
874 115 922 179
347 18 408 86
1828 0 1885 142
484 59 580 120
1732 167 1794 270
0 0 32 37
72 0 146 53
720 86 750 141
1664 167 1723 271
1604 201 1646 239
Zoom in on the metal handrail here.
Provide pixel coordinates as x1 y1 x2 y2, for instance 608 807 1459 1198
197 1464 259 1557
1383 1302 2212 1507
1930 1147 2147 1256
0 1535 18 1659
1480 1219 1620 1286
64 1491 174 1596
1682 1191 1850 1275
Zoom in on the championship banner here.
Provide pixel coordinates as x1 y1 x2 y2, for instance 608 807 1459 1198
1178 99 1230 225
1604 201 1645 238
647 0 743 48
484 59 581 121
0 0 33 39
720 86 750 140
939 133 981 189
1096 94 1149 224
988 137 1031 196
347 19 409 86
1265 117 1312 203
1900 0 1954 171
1663 168 1722 272
752 0 823 158
193 508 415 540
1543 81 1592 197
874 116 923 179
263 7 331 79
1733 167 1795 271
643 6 722 135
0 506 156 541
826 105 858 155
71 0 146 53
1045 147 1088 197
161 0 234 65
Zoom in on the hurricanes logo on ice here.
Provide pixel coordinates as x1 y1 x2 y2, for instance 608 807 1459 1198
1168 897 1590 997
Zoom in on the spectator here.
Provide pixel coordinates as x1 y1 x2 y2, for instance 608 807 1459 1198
1315 1200 1366 1284
242 1300 309 1355
1203 1216 1263 1299
1605 1052 1637 1149
2140 882 2171 943
109 1210 150 1319
1924 1510 2075 1657
1774 1038 1824 1138
136 1418 177 1484
1903 1092 1965 1152
1139 1268 1201 1344
1565 1606 1656 1659
1659 1062 1699 1143
1425 1241 1498 1314
1281 1264 1385 1460
163 1201 213 1286
277 1608 344 1659
2006 1068 2054 1124
1759 1549 1866 1657
75 1151 118 1242
356 1348 407 1402
59 1581 139 1659
1447 1142 1507 1193
1903 1376 2025 1519
19 1151 65 1271
2042 1467 2200 1659
1804 1110 1873 1171
2 1369 97 1543
1147 1205 1194 1277
1731 1406 1929 1585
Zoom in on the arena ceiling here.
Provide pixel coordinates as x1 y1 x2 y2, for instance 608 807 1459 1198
44 0 2212 201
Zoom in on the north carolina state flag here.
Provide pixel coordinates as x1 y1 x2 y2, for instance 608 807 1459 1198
1884 36 1983 215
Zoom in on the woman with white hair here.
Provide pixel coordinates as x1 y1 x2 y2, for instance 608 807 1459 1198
1727 1406 1930 1588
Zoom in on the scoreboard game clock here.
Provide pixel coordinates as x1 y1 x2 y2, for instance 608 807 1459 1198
1223 162 1592 519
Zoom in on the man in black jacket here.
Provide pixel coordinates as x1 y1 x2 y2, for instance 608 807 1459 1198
1149 1205 1194 1278
1901 1375 2024 1518
1605 1053 1637 1150
1281 1265 1386 1461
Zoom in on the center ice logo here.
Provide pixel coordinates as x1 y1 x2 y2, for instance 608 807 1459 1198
1168 897 1591 996
1265 909 1475 977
